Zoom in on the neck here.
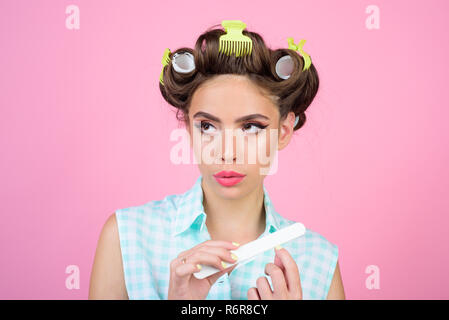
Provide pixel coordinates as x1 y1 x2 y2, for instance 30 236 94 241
201 179 266 245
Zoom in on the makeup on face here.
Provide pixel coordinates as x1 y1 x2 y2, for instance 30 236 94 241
192 111 269 136
192 111 274 185
213 170 246 187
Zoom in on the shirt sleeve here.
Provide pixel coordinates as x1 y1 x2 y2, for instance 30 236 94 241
322 242 339 299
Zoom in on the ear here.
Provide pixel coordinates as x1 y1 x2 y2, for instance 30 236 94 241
277 111 296 151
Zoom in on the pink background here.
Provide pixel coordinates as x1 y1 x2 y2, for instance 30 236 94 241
1 0 448 299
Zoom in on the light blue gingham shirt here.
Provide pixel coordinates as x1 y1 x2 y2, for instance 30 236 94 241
115 175 339 300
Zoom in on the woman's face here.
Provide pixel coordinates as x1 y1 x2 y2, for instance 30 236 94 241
187 74 296 200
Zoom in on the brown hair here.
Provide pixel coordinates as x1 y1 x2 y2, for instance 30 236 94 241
159 23 319 131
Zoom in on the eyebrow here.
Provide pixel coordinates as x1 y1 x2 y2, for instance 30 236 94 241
192 111 270 123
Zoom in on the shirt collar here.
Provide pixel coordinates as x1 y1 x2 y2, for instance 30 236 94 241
172 175 283 237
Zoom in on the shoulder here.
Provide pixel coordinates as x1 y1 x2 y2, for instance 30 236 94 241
115 193 180 227
89 213 128 299
279 218 338 256
113 193 186 252
92 213 121 257
304 227 338 255
102 213 120 240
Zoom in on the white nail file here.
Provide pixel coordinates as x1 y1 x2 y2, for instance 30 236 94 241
193 222 306 279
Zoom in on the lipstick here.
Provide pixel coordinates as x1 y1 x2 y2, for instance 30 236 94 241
213 170 246 187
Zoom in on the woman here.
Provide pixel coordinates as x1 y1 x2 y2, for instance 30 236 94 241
89 20 345 300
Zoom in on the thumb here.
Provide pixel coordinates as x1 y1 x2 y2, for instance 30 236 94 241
274 248 285 272
206 264 237 286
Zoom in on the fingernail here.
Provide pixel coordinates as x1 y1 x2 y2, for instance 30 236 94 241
197 264 202 270
221 261 227 268
275 245 282 250
231 253 238 261
232 242 240 246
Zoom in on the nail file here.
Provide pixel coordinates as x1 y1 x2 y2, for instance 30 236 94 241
193 222 306 280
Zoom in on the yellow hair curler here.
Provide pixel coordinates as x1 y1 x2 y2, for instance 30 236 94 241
218 20 253 57
287 37 312 71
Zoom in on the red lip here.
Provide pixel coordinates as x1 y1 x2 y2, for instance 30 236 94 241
213 170 245 178
213 171 246 187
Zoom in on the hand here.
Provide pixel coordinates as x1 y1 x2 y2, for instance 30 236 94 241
247 246 303 300
168 240 239 300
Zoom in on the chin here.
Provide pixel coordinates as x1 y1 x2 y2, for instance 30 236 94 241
215 186 246 200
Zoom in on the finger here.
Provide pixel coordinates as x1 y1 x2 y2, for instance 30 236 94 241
173 250 234 286
197 246 240 264
274 251 285 272
256 276 273 300
173 261 202 286
275 247 302 298
177 240 240 261
187 250 233 272
197 240 240 250
206 263 238 286
247 287 261 300
265 263 288 299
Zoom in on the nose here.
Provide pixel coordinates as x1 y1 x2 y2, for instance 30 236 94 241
221 128 237 163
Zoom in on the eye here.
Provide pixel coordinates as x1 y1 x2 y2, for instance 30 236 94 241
242 122 268 134
194 121 218 134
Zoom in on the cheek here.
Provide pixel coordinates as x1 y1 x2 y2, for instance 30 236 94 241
192 131 223 163
256 129 279 176
243 129 278 166
241 135 275 179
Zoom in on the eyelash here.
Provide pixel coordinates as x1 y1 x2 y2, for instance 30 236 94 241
194 121 268 134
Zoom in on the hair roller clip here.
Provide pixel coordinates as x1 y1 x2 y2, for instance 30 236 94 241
172 51 196 74
275 55 295 80
160 48 196 86
219 20 253 57
160 48 171 85
287 37 312 71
